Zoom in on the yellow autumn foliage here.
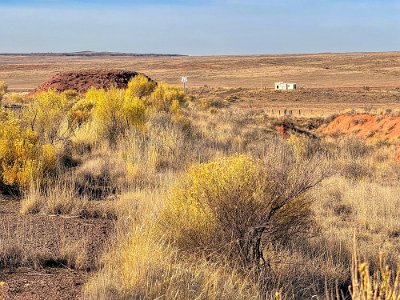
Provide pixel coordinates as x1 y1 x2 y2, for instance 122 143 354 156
125 74 156 98
27 89 72 143
0 77 187 190
72 78 187 144
148 83 186 112
0 81 7 105
68 97 94 127
287 134 308 161
160 154 260 251
83 86 148 143
0 113 56 189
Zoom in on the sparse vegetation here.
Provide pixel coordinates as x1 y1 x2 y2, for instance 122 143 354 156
1 66 400 299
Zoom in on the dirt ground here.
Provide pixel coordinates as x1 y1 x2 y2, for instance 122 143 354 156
191 86 400 117
0 198 114 300
1 268 86 300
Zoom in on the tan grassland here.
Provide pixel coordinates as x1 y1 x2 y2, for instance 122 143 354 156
0 52 399 300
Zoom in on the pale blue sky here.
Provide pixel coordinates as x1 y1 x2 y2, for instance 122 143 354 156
0 0 399 55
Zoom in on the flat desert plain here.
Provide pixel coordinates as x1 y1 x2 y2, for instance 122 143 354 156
1 52 400 89
1 52 399 116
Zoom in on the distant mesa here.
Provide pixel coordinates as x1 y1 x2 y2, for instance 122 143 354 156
0 51 186 57
33 70 153 94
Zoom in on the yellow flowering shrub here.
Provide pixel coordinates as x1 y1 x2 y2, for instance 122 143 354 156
0 81 7 104
125 74 156 99
62 89 80 101
78 81 187 144
4 92 28 105
148 83 186 113
159 152 319 268
27 90 72 143
123 96 147 130
85 87 149 143
287 134 308 161
86 87 125 143
160 155 261 251
0 114 56 189
68 97 94 128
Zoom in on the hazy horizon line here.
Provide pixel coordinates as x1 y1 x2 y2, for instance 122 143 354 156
0 50 399 57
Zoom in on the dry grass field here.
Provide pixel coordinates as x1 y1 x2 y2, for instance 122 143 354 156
1 52 399 116
1 52 400 90
1 52 400 299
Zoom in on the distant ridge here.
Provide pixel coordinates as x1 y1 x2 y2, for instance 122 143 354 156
0 51 186 57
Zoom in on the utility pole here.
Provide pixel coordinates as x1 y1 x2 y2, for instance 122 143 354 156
181 76 188 93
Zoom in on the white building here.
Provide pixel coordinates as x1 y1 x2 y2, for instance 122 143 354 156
275 82 297 90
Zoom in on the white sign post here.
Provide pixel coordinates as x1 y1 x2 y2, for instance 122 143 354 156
181 76 188 93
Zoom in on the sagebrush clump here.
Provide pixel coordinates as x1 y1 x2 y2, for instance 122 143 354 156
0 110 56 191
0 81 7 105
160 154 325 271
71 75 188 145
0 75 188 194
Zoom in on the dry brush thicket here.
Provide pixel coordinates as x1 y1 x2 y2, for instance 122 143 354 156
0 78 399 299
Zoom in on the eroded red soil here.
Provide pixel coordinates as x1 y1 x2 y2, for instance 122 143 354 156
318 114 400 144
